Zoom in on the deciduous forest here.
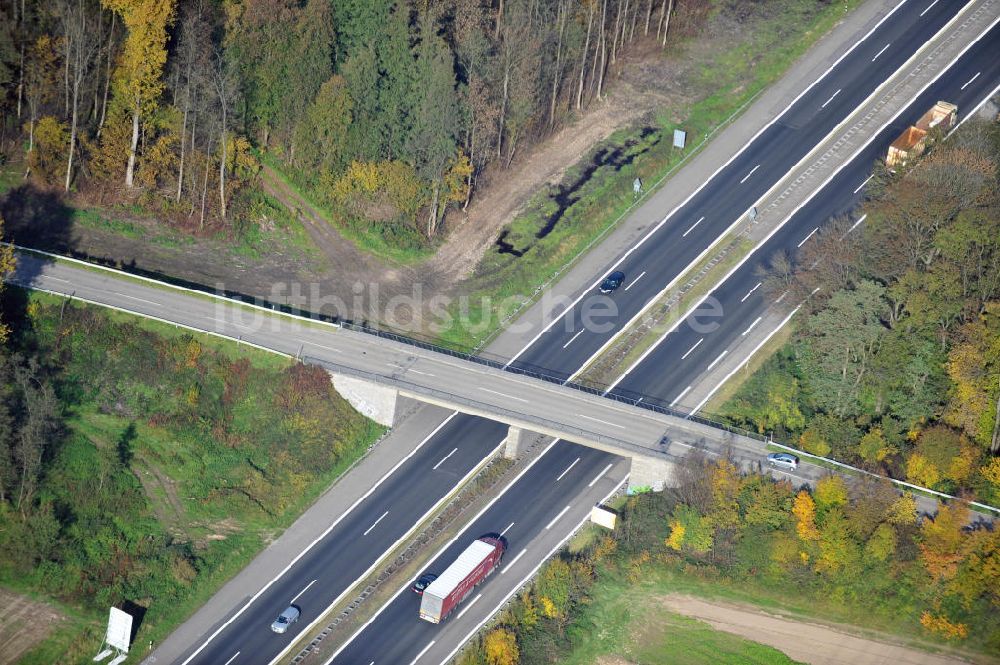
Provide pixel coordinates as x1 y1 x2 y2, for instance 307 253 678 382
0 0 695 248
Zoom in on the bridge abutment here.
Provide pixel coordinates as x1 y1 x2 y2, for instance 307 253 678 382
329 374 420 427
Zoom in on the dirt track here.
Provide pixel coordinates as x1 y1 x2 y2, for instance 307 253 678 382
659 594 975 665
0 588 65 665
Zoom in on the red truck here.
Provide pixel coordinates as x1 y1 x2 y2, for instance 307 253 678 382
419 536 505 624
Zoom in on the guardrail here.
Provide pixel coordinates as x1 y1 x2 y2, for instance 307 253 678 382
11 244 1000 516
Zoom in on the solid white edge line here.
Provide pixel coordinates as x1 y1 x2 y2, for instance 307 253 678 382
455 594 482 621
689 305 803 415
620 6 998 403
409 640 436 665
545 505 573 530
437 475 629 665
320 438 563 665
270 434 509 665
290 579 317 605
502 0 913 368
556 457 581 481
363 511 389 536
501 548 528 574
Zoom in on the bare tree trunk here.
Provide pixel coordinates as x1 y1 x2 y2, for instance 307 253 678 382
496 60 510 160
65 73 79 191
16 44 24 119
219 112 227 220
576 0 595 110
495 0 504 39
463 122 475 211
596 0 608 100
610 0 623 64
200 136 211 229
548 0 567 128
620 0 631 55
177 102 188 201
629 0 638 42
644 0 653 35
427 179 440 237
125 102 139 188
661 0 674 48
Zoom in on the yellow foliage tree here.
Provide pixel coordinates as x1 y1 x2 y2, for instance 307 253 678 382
919 503 969 581
482 627 518 665
0 214 15 344
982 458 1000 487
102 0 177 188
792 490 820 541
920 612 969 640
885 493 918 525
443 148 473 205
28 116 69 185
865 523 896 562
906 453 941 488
709 458 742 530
813 476 848 515
799 428 831 457
859 426 894 464
665 520 685 551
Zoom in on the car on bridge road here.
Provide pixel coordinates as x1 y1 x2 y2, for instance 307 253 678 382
270 606 300 634
766 453 799 471
412 573 438 595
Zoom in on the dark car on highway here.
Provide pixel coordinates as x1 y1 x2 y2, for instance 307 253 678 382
411 573 437 595
600 271 626 293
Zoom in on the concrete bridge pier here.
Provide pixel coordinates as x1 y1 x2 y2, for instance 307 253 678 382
330 374 420 427
628 455 677 492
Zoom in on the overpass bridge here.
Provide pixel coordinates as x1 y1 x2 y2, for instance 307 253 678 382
11 248 764 489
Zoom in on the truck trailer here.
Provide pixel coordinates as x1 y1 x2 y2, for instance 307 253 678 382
419 537 505 624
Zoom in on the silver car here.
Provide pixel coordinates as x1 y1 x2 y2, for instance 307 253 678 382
271 606 300 634
766 452 799 471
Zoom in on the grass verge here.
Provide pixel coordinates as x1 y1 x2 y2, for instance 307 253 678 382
434 0 864 351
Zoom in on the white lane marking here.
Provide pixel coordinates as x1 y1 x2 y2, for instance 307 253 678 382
775 291 788 304
562 330 584 349
576 414 626 429
432 448 458 471
545 505 572 530
501 548 528 574
321 439 561 665
669 386 692 407
114 292 159 306
739 164 760 184
797 227 819 247
45 276 71 283
223 653 240 665
740 282 762 303
624 271 646 291
841 213 868 239
308 341 342 353
820 88 841 109
556 457 581 481
408 640 435 665
363 511 389 536
410 369 434 377
920 0 939 17
961 71 980 90
706 350 728 372
871 43 890 62
456 594 482 620
181 409 461 665
500 522 515 537
742 316 763 336
853 174 874 193
478 387 528 403
949 81 1000 138
691 304 803 415
440 476 630 665
588 463 614 487
290 580 316 604
681 338 704 360
682 216 705 237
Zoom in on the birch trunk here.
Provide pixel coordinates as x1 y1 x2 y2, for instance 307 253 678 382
548 0 566 128
661 0 674 48
125 102 139 188
576 0 595 110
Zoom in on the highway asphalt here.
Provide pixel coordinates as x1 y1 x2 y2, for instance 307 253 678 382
612 18 1000 411
506 0 963 382
62 1 989 663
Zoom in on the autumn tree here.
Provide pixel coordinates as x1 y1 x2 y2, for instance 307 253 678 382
919 502 969 581
945 303 1000 451
102 0 176 189
482 627 518 665
0 214 15 344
